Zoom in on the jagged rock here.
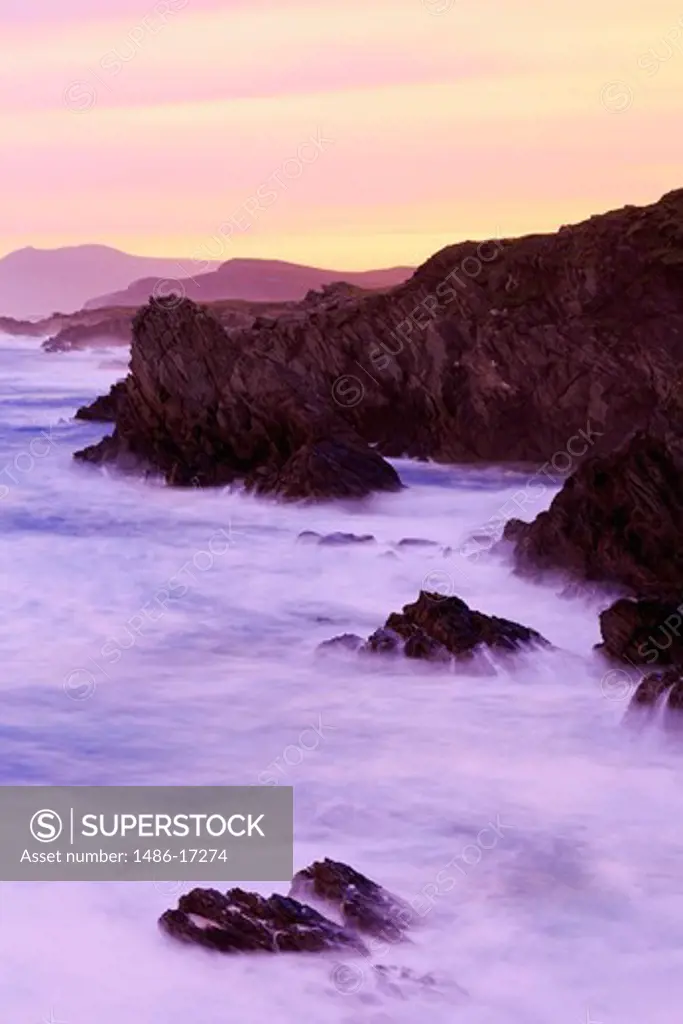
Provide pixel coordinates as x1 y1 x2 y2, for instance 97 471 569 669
75 190 683 490
598 597 683 667
74 297 402 501
159 887 368 955
356 591 547 663
75 380 127 422
504 433 683 596
289 858 413 941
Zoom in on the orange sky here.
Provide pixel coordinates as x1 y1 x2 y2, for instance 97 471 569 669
1 0 682 268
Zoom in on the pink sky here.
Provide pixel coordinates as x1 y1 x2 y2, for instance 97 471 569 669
1 0 681 268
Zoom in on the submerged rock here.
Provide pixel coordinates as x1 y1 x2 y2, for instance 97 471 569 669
159 886 368 955
289 858 413 941
627 669 683 729
297 531 376 546
504 433 683 596
317 633 364 654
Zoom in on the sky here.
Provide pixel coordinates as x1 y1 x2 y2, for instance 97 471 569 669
0 0 682 269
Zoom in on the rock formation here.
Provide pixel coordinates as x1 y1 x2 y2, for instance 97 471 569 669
160 887 368 955
75 296 402 500
74 190 683 494
289 858 413 940
504 433 683 596
159 859 410 955
321 591 547 663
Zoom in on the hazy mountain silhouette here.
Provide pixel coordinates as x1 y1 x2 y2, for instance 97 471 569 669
85 258 414 309
0 245 221 318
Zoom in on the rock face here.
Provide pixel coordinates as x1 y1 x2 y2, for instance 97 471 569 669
504 433 683 596
75 380 127 422
75 190 683 490
322 591 547 663
159 887 368 955
289 858 413 941
598 597 683 667
74 297 402 500
159 860 411 956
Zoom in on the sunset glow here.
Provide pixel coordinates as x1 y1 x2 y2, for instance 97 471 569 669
2 0 682 267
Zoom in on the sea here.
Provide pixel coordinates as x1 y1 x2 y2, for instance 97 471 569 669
1 335 682 1024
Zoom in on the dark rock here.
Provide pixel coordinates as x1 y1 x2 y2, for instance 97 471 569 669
505 433 683 597
396 538 440 549
75 380 127 422
598 597 683 667
358 590 548 662
290 858 413 941
297 531 376 546
75 297 402 501
159 886 368 955
318 532 376 546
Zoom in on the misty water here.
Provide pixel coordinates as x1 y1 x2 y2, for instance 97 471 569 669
2 337 683 1024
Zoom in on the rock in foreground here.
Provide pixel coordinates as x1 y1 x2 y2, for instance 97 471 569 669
504 433 683 596
159 887 368 955
159 860 414 957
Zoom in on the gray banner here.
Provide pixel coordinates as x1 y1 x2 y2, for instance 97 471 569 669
0 786 293 881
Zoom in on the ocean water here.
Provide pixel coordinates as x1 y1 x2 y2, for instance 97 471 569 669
1 337 682 1024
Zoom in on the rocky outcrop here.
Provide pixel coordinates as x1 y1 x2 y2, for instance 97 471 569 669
504 433 683 596
598 596 683 667
74 296 402 500
159 887 368 955
75 380 127 422
159 859 410 956
322 591 547 663
289 858 413 941
74 190 683 490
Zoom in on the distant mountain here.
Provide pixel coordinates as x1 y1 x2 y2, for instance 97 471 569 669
0 245 221 318
85 258 414 309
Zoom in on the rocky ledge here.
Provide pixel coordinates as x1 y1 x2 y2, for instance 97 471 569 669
159 858 411 955
321 590 548 663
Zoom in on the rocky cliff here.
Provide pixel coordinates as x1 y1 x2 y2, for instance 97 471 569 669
75 189 683 497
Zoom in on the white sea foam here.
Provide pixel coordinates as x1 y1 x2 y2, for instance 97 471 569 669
1 338 682 1024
